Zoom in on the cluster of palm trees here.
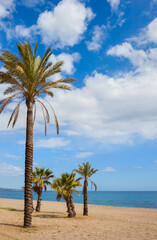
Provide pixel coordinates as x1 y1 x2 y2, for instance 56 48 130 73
32 162 98 219
0 41 98 228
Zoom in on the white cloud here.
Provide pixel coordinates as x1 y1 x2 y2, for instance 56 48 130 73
0 0 14 19
34 137 70 148
49 52 81 75
4 0 95 47
48 55 157 144
5 154 21 160
14 25 36 38
107 42 147 66
37 0 95 47
19 0 44 7
0 162 23 176
4 24 37 40
107 0 120 11
102 167 118 172
107 42 157 69
86 25 106 51
129 18 157 45
145 18 157 44
76 152 93 158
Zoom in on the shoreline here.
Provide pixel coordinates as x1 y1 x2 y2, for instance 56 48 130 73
0 197 156 210
0 198 157 240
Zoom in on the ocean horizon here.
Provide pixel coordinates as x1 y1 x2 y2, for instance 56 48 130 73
0 190 157 209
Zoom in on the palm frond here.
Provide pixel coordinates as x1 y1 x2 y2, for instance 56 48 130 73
55 78 76 84
36 99 49 135
7 100 22 128
89 179 97 191
0 93 20 113
39 97 59 135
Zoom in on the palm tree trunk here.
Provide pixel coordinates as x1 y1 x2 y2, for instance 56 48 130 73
24 101 34 228
83 179 88 216
69 192 76 217
32 193 34 212
65 197 73 218
36 188 42 212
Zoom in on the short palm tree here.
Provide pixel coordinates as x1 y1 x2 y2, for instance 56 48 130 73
73 162 98 216
33 167 54 212
52 172 82 217
0 41 76 227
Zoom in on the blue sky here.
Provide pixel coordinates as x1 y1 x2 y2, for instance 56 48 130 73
0 0 157 190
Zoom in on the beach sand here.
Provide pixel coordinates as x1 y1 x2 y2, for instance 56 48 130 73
0 198 157 240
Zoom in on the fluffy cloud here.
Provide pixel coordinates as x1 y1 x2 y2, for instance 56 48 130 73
129 18 157 45
4 0 95 48
47 51 157 144
102 167 118 172
34 137 70 148
107 42 157 71
145 18 157 44
0 0 14 19
86 25 106 51
107 42 147 66
0 162 23 176
14 25 36 38
37 0 95 47
49 52 81 75
76 152 93 158
107 0 120 11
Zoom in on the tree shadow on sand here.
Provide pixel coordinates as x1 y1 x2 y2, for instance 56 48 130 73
0 207 23 212
0 223 23 228
33 212 67 219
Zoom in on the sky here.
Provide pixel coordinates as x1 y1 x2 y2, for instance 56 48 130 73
0 0 157 191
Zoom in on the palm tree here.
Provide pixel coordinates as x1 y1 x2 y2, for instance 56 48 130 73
22 186 34 212
0 41 76 227
73 162 98 216
52 172 82 217
32 167 54 212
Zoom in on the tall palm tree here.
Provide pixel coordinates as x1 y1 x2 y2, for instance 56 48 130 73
32 167 54 212
0 41 76 227
73 162 98 216
22 186 34 212
52 172 82 217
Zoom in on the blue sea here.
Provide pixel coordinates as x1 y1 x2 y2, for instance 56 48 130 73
0 190 157 209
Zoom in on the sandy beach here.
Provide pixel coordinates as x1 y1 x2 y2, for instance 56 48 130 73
0 198 157 240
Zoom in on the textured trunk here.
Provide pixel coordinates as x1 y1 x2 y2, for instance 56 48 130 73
36 188 42 212
24 101 34 228
69 192 76 217
65 197 73 218
83 179 88 216
32 195 34 212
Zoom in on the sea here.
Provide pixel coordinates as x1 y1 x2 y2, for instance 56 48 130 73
0 190 157 209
